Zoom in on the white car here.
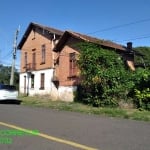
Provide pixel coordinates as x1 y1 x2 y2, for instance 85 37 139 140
0 84 18 100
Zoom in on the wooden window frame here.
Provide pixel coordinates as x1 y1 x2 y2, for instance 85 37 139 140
40 73 45 90
69 52 77 78
32 51 36 70
31 74 35 89
24 52 27 68
41 44 46 64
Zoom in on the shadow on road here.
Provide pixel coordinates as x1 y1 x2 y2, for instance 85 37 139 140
0 100 22 105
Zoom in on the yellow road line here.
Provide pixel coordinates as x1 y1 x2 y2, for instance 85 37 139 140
0 122 98 150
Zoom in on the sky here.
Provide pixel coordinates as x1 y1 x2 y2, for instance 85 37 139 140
0 0 150 69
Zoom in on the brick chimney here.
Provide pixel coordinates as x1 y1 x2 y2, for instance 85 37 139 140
127 42 132 51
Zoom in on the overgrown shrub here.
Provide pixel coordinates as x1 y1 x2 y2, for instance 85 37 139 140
133 69 150 110
134 88 150 110
76 42 150 110
77 42 134 107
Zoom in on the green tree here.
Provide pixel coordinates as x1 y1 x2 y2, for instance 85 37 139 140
133 68 150 110
134 46 150 68
0 64 19 88
77 42 134 107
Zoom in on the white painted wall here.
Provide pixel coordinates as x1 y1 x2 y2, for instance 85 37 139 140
58 86 77 102
20 69 58 97
20 69 77 102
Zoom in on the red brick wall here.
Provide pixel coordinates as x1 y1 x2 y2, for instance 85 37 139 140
55 37 135 87
20 29 53 73
55 37 80 86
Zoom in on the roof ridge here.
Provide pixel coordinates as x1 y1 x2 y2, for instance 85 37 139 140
18 22 64 49
31 22 64 34
66 31 125 50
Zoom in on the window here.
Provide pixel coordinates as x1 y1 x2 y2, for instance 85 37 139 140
32 52 36 70
31 74 34 88
24 76 26 94
69 52 77 77
24 52 27 67
40 73 45 89
41 44 46 64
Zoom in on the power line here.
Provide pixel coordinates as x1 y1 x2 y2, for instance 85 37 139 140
87 18 150 35
2 51 13 59
115 33 150 43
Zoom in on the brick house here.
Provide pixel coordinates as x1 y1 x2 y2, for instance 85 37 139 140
53 31 135 101
18 22 63 99
18 22 135 101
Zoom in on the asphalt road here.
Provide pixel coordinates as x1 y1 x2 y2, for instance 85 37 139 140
0 103 149 150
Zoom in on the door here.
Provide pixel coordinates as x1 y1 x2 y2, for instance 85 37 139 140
24 76 26 94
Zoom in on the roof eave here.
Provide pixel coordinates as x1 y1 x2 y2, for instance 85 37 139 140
53 31 71 52
17 22 34 50
17 22 64 50
54 31 126 52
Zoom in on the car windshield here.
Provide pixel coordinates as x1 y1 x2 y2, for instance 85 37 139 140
0 84 16 90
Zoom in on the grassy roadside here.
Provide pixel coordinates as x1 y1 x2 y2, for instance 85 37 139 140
19 95 150 122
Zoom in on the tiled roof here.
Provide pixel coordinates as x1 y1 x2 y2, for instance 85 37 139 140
54 31 126 52
18 22 126 51
32 22 64 36
18 22 64 49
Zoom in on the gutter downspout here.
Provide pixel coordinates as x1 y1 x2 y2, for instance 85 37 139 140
52 33 56 68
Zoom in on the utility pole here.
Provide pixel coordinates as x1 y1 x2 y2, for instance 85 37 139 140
10 27 20 85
